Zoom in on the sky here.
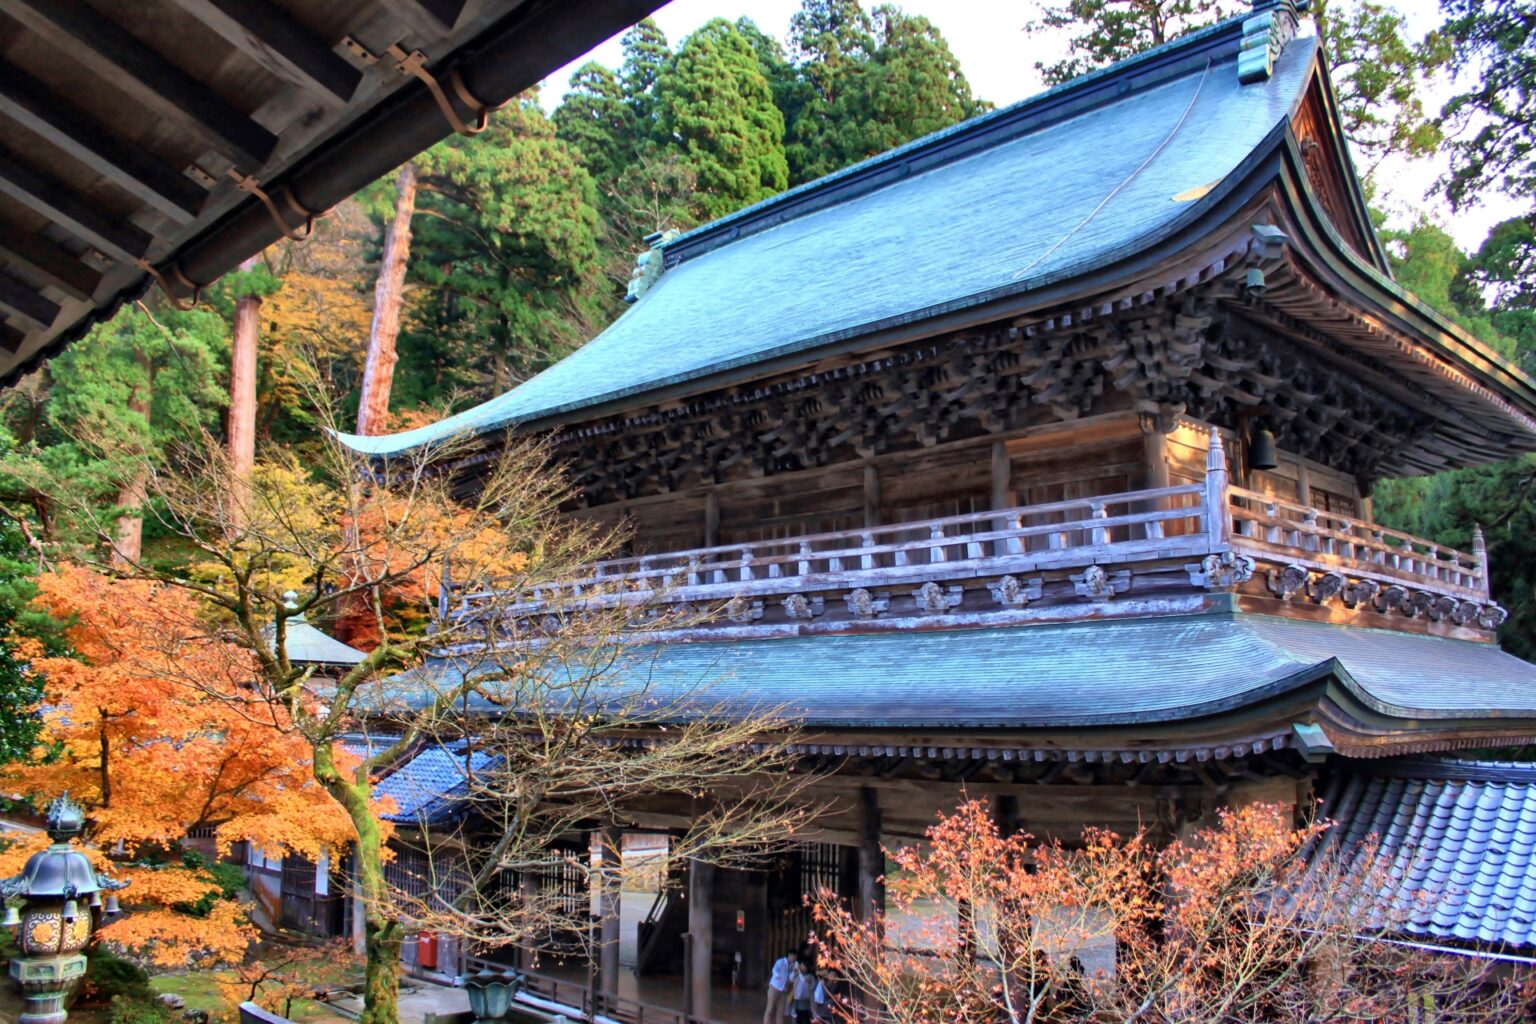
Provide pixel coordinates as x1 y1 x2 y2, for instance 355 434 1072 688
538 0 1523 253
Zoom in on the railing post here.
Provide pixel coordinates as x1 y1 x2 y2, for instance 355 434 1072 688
1089 500 1108 547
798 540 813 576
929 523 946 564
738 548 753 583
1205 428 1231 552
1473 524 1491 599
860 532 876 571
1302 508 1320 553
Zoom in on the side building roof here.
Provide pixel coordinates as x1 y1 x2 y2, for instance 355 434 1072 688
1319 759 1536 952
340 5 1536 462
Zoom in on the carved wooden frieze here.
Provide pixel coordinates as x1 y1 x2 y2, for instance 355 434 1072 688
1186 552 1255 589
844 588 888 619
990 575 1043 608
912 582 964 614
1072 565 1131 602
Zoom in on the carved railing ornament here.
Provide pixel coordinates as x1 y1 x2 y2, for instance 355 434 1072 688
990 575 1043 609
912 582 963 614
1341 579 1378 608
1186 551 1255 589
1072 565 1130 602
781 594 824 620
844 588 888 619
1373 585 1407 614
1267 563 1309 600
1479 605 1509 629
726 597 764 624
1307 570 1347 604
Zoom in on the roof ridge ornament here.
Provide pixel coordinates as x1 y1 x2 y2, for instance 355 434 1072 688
625 230 679 304
1239 1 1305 84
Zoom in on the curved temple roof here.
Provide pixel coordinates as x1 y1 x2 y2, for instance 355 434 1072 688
385 611 1536 738
340 5 1536 461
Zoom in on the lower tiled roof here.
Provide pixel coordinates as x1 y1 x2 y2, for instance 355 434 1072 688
1319 760 1536 950
373 744 498 826
386 611 1536 729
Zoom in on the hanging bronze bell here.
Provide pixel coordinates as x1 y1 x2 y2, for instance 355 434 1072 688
1249 427 1279 471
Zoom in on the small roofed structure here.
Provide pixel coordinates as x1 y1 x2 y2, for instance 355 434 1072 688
271 591 365 669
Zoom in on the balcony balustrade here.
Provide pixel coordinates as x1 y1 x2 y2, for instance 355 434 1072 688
442 434 1494 639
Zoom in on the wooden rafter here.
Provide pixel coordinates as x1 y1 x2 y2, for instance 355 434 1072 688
0 61 206 223
378 0 469 37
6 0 279 168
0 152 151 265
0 271 60 329
0 321 24 356
0 230 101 303
162 0 362 103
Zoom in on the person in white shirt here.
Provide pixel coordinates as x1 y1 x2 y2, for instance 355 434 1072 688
764 950 797 1024
790 961 814 1024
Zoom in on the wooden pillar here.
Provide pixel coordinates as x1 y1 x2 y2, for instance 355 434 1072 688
597 825 622 997
704 490 720 548
688 857 715 1017
1295 461 1314 508
993 793 1020 837
863 464 881 528
856 787 883 926
990 441 1012 509
1205 429 1231 550
1141 425 1169 491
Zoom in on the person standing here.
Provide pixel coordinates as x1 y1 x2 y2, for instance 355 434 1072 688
764 950 797 1024
791 959 814 1024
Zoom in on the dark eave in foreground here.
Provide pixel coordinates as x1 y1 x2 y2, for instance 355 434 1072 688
0 0 667 386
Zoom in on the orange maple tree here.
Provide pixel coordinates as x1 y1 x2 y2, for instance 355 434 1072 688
813 799 1536 1024
1 565 359 967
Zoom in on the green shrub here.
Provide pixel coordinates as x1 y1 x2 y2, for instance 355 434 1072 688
85 947 154 1004
107 996 173 1024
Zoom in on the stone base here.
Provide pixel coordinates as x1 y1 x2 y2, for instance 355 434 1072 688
10 953 87 1024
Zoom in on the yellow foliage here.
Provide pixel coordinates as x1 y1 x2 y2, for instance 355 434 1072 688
98 900 253 968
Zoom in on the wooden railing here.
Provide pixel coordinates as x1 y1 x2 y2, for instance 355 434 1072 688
452 483 1214 618
1227 487 1487 598
444 431 1490 626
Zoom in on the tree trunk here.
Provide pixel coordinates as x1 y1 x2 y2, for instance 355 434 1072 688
315 742 400 1024
111 356 153 568
357 163 417 436
228 255 262 530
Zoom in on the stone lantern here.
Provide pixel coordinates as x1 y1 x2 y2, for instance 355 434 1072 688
2 794 128 1024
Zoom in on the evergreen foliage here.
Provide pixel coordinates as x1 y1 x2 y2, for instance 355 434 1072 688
1440 0 1536 211
403 96 605 397
656 19 789 221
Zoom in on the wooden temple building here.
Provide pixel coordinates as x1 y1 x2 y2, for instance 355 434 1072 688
343 1 1536 1015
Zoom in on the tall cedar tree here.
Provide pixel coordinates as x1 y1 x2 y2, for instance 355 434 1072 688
41 305 227 566
0 514 43 766
404 96 604 398
787 2 984 184
656 19 789 221
1440 0 1536 211
620 17 671 128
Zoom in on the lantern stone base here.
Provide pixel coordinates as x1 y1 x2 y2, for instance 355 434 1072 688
9 953 87 1024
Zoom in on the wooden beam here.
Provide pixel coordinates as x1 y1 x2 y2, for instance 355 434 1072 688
0 229 101 302
0 61 206 223
378 0 469 37
6 0 278 167
0 271 60 328
163 0 361 103
0 320 24 355
0 152 152 264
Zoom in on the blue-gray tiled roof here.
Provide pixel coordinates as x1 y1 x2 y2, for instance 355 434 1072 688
374 744 498 825
384 612 1536 729
340 18 1320 457
1320 760 1536 950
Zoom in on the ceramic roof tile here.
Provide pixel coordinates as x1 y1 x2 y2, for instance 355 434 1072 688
373 745 498 825
389 611 1536 728
1320 762 1536 950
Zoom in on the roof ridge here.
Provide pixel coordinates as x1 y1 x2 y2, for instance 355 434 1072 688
1353 758 1536 784
661 7 1267 267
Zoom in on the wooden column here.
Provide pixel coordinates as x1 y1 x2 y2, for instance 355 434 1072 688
1295 461 1314 508
993 793 1020 837
597 825 622 997
688 857 715 1017
990 441 1012 509
863 464 881 528
704 490 720 548
1141 425 1169 491
1205 429 1231 550
856 787 883 926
